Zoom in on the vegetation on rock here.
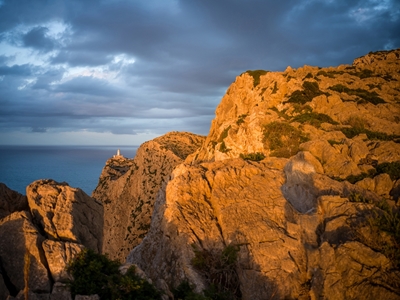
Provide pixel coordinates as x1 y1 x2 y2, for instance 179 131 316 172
329 84 385 104
263 121 309 158
286 81 325 104
245 70 269 87
190 244 241 300
291 112 339 128
240 152 265 161
67 249 161 299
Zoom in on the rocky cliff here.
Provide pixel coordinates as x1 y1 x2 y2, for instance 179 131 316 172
92 131 205 261
0 180 103 299
127 49 400 299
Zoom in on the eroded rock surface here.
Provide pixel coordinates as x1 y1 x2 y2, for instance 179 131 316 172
0 211 50 294
128 50 400 299
0 180 104 298
27 179 103 252
129 157 399 299
92 131 205 261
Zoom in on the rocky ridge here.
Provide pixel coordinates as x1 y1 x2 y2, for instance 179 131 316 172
0 180 103 299
92 131 205 261
128 49 400 299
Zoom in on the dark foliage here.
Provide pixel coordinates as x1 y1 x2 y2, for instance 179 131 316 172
67 249 161 300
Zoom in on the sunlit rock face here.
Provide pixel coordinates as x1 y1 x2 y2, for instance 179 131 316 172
0 181 104 298
92 131 205 261
27 179 104 252
128 49 400 299
191 49 400 170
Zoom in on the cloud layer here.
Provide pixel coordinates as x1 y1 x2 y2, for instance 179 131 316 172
0 0 399 145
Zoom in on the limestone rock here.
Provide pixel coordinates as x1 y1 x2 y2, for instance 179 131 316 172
0 211 50 294
26 179 103 252
128 156 399 299
356 173 394 197
300 139 361 178
92 131 205 261
42 240 85 283
0 183 28 219
369 141 400 164
192 49 399 170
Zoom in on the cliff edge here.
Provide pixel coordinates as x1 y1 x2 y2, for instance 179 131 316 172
128 49 400 299
92 131 205 261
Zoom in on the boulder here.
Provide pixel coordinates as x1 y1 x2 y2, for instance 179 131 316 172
26 180 103 252
300 139 361 178
42 240 84 283
0 211 50 294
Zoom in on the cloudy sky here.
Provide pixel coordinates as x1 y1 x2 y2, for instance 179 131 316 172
0 0 399 145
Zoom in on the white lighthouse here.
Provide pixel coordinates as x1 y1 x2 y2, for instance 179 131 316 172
113 149 123 158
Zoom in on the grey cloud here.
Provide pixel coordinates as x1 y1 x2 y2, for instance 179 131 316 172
22 26 56 51
51 50 113 67
54 76 126 97
0 0 399 144
31 127 47 133
0 63 34 76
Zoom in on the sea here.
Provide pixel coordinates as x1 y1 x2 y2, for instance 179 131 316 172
0 145 138 196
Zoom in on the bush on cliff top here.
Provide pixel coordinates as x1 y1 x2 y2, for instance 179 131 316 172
286 81 325 105
245 70 269 87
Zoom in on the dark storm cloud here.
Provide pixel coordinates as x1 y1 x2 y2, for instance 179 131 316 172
0 0 399 144
0 63 34 76
22 26 56 51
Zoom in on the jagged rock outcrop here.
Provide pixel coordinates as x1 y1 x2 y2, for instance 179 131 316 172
129 157 399 299
27 179 103 252
190 49 400 173
92 131 205 261
0 181 104 298
128 50 400 299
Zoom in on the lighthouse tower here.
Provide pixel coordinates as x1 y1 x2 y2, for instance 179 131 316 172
113 149 123 158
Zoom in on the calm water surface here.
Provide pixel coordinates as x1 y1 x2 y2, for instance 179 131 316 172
0 145 137 196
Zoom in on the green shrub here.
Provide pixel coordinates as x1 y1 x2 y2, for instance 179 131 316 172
345 170 376 184
350 69 374 79
263 121 309 158
329 84 385 105
349 192 373 204
245 70 269 87
271 81 278 94
236 114 248 125
367 83 382 90
67 249 161 299
376 161 400 180
328 140 342 146
340 127 399 141
291 112 339 128
316 70 344 78
240 152 265 161
218 126 231 142
269 107 290 120
349 196 400 268
173 281 208 300
286 81 325 105
191 244 241 300
304 72 313 79
219 141 230 153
